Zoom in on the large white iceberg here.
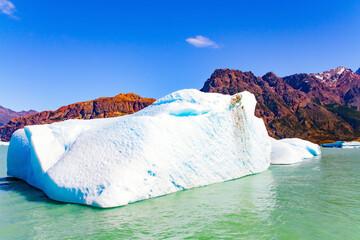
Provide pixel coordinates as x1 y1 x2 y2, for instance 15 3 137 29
7 89 271 208
270 138 321 164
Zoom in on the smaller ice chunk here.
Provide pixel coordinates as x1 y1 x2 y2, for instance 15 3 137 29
270 138 321 165
342 141 360 149
0 141 9 146
321 141 344 148
279 138 321 157
270 138 302 164
321 141 360 148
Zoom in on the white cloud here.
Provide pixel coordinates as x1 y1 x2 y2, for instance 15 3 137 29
186 35 219 48
0 0 16 17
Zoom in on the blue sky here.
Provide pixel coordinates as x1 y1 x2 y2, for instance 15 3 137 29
0 0 360 111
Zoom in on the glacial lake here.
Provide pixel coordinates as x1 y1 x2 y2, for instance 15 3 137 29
0 145 359 239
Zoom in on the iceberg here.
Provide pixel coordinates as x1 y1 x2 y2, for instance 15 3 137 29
7 89 271 208
321 141 344 148
342 141 360 149
321 141 360 149
0 141 9 146
270 138 321 164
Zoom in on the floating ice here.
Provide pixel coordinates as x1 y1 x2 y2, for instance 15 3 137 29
7 89 271 208
0 141 9 146
270 138 321 164
342 141 360 149
270 138 302 164
321 141 344 148
321 141 360 149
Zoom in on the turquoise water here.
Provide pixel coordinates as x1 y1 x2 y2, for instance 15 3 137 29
1 145 360 239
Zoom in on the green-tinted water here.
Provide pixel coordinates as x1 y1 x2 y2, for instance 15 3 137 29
0 146 359 239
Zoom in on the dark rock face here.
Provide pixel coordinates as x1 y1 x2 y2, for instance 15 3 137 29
356 67 360 75
201 68 359 143
0 93 156 142
0 106 37 126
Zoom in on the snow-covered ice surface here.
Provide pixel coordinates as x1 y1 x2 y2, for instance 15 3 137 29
7 89 271 208
0 141 9 146
270 138 321 165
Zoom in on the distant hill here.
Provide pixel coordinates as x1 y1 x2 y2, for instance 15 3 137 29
0 106 37 126
201 67 360 143
0 93 155 142
356 67 360 75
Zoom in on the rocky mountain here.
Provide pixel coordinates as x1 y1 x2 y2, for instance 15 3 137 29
356 67 360 75
201 67 360 143
0 93 155 142
0 106 37 126
283 67 360 110
2 66 359 143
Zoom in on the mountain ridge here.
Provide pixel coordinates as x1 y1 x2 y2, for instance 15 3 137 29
1 66 360 143
0 93 155 142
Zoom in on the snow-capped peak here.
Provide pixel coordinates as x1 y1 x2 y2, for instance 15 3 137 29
334 66 346 75
321 66 349 77
310 66 353 86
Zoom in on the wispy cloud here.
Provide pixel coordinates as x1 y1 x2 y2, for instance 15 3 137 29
0 0 16 17
186 35 219 48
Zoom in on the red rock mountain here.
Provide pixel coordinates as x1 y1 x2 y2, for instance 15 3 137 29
0 93 156 142
284 67 360 110
201 67 360 143
0 106 37 126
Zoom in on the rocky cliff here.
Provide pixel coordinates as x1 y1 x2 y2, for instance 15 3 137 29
0 93 155 142
0 106 37 126
201 67 360 143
